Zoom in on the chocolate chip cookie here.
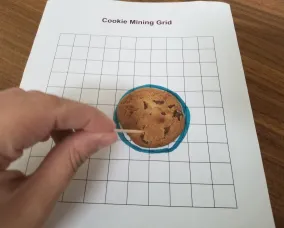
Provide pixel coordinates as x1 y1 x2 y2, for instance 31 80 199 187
116 88 185 148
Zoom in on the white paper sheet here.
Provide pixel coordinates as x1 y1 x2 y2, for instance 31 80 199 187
9 1 275 227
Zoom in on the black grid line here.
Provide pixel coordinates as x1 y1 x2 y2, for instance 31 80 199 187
197 37 216 207
24 34 237 209
212 37 238 208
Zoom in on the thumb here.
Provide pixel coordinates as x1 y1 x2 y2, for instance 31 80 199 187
16 132 117 217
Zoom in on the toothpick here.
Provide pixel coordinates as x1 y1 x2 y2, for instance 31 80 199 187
115 129 144 134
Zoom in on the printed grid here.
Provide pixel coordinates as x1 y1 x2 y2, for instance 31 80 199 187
25 34 237 209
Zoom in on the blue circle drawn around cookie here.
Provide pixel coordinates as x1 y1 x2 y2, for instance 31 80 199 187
113 84 191 154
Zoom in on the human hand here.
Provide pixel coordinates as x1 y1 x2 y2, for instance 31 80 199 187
0 88 117 228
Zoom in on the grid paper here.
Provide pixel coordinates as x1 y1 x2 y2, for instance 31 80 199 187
25 34 237 209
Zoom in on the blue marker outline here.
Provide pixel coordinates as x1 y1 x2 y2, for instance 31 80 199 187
113 84 190 153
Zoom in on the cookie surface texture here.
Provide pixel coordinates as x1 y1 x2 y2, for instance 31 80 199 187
117 88 185 148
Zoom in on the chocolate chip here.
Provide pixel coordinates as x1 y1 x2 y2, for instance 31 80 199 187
164 126 170 135
153 100 164 105
173 110 183 121
161 112 166 115
143 101 148 109
168 104 175 108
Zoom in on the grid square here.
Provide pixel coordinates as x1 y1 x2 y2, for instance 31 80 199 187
207 125 227 143
84 181 106 203
116 76 134 89
120 49 135 61
152 38 166 49
175 91 186 102
135 63 150 76
211 163 233 184
198 37 214 49
88 159 109 180
202 77 220 91
97 105 114 119
56 46 72 58
188 125 207 142
151 50 166 62
134 76 150 87
170 184 192 206
85 61 102 74
203 92 222 107
168 77 184 91
190 108 205 124
115 90 127 104
59 34 75 46
213 185 236 208
108 160 129 181
127 182 148 205
189 143 209 162
100 75 118 89
74 35 90 46
192 184 214 207
88 48 104 60
83 74 101 88
183 50 199 62
98 90 116 104
119 62 135 75
65 73 84 87
48 73 67 87
167 50 183 62
191 163 212 184
46 87 64 97
105 36 121 48
201 63 218 76
129 160 148 182
169 143 189 162
121 37 136 49
106 181 127 204
90 36 106 48
170 162 190 183
30 138 53 156
185 77 202 91
184 63 201 76
130 148 149 160
150 152 169 161
52 59 69 72
91 146 110 159
199 50 216 62
149 161 169 182
63 180 85 202
63 88 81 101
136 50 151 62
167 63 183 77
72 47 88 59
167 38 182 49
102 61 119 75
151 63 167 77
80 89 99 104
110 141 129 159
26 157 44 175
149 183 170 206
151 77 167 87
185 92 204 107
183 37 198 49
209 143 230 162
136 38 151 49
205 108 225 124
69 60 86 73
73 160 88 180
104 49 120 61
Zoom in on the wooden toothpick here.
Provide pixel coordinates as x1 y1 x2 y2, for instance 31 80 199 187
115 129 144 134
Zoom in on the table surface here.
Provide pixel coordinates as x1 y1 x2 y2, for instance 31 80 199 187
1 0 284 227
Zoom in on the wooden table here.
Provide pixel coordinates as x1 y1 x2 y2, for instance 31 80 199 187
1 0 284 226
